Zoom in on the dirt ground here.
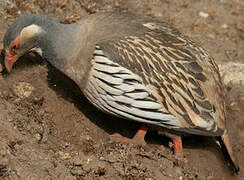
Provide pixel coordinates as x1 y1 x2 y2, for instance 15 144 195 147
0 0 243 179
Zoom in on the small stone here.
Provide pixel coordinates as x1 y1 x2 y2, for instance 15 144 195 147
199 11 209 18
64 142 70 148
208 34 215 39
57 151 71 160
87 157 92 163
71 169 86 176
221 24 228 29
72 157 83 166
13 82 34 98
35 133 42 141
80 135 92 141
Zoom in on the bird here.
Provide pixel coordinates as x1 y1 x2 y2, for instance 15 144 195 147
2 12 239 173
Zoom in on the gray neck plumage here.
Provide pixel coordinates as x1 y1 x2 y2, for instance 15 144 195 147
33 16 87 84
35 19 76 69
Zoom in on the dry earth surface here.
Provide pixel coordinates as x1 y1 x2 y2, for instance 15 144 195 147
0 0 243 179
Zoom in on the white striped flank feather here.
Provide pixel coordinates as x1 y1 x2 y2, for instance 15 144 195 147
83 46 181 128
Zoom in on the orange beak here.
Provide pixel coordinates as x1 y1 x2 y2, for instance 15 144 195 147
4 53 18 72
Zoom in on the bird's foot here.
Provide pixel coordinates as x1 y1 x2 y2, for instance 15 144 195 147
109 125 148 146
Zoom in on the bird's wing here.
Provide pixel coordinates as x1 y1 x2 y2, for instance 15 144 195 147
83 46 181 128
83 21 225 136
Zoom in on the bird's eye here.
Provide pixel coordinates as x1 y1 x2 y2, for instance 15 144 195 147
10 44 18 54
12 45 17 50
10 37 20 53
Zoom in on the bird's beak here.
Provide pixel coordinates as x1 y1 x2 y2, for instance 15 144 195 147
4 52 19 72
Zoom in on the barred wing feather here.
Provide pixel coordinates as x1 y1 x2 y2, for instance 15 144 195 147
83 46 182 128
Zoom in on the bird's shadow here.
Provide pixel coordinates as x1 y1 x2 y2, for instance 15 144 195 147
45 59 141 139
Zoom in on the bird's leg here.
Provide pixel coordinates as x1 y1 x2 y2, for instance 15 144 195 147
172 136 184 163
109 125 148 145
161 131 184 164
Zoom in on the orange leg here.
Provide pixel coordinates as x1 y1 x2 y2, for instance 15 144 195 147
109 125 148 145
173 136 184 163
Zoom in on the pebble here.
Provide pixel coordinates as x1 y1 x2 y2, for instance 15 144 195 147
13 82 34 98
70 169 86 176
221 23 228 29
64 142 70 148
199 11 209 18
34 133 42 141
57 151 71 160
72 157 83 166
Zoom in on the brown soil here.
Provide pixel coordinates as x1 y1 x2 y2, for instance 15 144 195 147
0 0 243 179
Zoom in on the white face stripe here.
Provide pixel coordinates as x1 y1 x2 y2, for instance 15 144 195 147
24 24 43 33
20 24 44 44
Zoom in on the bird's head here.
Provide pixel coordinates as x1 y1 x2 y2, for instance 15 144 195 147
3 16 45 72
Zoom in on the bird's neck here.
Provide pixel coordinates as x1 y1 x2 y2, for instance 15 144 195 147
36 19 90 85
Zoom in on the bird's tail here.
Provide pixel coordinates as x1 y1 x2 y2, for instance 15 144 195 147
216 130 239 174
